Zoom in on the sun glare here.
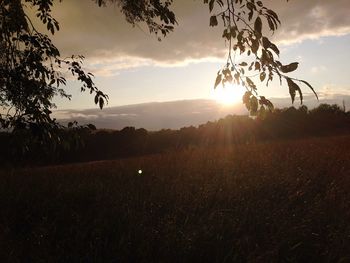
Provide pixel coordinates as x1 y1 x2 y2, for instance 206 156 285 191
211 84 246 106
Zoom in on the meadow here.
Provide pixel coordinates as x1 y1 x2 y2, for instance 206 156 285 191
1 134 350 262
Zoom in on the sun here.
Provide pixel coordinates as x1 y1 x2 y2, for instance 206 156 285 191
211 84 246 106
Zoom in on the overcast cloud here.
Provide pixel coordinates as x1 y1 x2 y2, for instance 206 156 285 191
44 0 350 67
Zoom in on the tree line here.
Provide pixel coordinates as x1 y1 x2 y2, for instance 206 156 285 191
1 103 349 166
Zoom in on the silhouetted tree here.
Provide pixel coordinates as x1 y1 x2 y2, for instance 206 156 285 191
0 0 109 156
95 0 176 39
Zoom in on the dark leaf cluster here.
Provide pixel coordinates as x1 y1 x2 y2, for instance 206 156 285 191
206 0 318 114
96 0 177 40
0 0 108 150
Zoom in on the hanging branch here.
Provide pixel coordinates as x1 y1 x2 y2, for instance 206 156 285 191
206 0 318 115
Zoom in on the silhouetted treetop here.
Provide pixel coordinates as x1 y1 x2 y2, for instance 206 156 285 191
95 0 177 39
0 0 107 134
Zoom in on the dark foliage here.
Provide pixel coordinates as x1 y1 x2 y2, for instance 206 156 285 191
0 0 108 157
67 104 350 164
96 0 176 39
206 0 317 114
1 103 349 166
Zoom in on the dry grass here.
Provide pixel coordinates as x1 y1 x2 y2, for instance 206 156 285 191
1 135 350 262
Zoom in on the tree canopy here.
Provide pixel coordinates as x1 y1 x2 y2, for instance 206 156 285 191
0 0 108 131
0 0 318 136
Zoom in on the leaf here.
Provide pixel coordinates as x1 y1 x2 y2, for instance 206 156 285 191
280 62 299 73
237 30 244 42
287 79 296 103
230 27 237 38
239 62 248 66
209 0 215 12
259 96 274 111
266 9 281 24
55 21 60 31
250 96 258 114
261 38 271 50
287 78 303 104
262 37 279 56
248 10 253 21
246 2 255 11
225 73 233 83
255 61 261 71
243 91 252 109
251 38 259 54
267 16 275 31
216 0 224 8
246 77 256 89
300 80 318 100
222 29 230 40
99 97 104 109
234 72 240 83
209 16 218 27
254 17 262 37
222 68 230 75
269 42 280 56
260 72 266 82
214 73 222 89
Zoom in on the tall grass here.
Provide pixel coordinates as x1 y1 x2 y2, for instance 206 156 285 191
1 135 350 262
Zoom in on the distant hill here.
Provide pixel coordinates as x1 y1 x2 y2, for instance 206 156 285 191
54 99 247 130
53 95 350 130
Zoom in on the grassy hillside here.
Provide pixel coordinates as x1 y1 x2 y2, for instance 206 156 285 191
1 135 350 262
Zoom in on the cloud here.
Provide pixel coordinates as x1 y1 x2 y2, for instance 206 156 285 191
86 56 151 77
272 0 350 45
48 0 223 63
317 84 350 98
311 65 327 74
41 0 350 70
85 55 222 77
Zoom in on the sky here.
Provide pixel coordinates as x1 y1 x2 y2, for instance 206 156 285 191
35 0 350 111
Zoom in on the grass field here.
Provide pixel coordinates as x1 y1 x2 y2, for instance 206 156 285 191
1 134 350 262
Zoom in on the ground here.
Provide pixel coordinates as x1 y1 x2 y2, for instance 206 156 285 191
1 134 350 262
